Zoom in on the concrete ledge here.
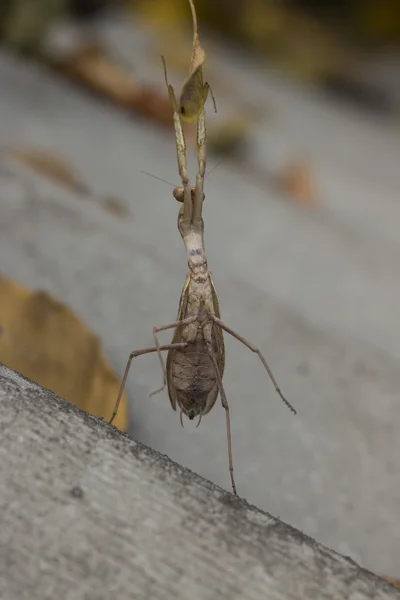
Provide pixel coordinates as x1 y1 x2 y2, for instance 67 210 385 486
0 362 398 600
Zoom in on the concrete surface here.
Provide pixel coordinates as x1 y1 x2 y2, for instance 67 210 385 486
1 362 399 600
0 15 399 575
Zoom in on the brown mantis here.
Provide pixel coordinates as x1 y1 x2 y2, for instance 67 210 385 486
109 61 296 497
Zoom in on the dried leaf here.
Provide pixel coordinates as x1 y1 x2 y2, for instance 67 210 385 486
188 0 205 74
178 0 215 123
52 42 172 128
206 116 251 157
9 146 131 217
275 160 318 206
8 147 88 194
380 576 400 588
101 195 130 217
0 274 127 431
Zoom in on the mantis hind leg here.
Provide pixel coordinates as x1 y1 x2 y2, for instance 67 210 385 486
109 343 187 426
206 341 237 496
210 315 296 415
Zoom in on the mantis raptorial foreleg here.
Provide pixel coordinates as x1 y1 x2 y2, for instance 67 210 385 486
109 342 187 425
162 56 192 227
211 315 296 415
193 109 206 224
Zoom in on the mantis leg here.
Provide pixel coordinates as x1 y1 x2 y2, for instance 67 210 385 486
193 107 206 224
109 342 187 425
211 315 297 415
149 315 197 398
206 341 237 495
204 82 217 113
162 56 192 227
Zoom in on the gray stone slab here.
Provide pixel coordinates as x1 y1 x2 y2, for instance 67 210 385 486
0 363 399 600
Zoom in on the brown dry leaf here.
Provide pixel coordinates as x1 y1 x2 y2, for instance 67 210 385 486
8 147 88 194
9 146 131 217
206 115 251 157
101 195 130 217
380 576 400 588
188 0 205 74
52 42 172 128
0 274 127 431
275 160 318 206
178 0 212 123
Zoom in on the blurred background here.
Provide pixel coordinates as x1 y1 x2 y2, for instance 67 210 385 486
0 0 400 584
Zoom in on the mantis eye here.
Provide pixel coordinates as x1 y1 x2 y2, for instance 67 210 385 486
180 106 186 115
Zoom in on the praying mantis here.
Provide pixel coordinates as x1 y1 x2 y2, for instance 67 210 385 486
109 0 296 495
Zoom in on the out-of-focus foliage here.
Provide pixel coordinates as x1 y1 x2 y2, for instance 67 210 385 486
2 0 400 112
298 0 400 44
130 0 400 47
0 0 112 53
128 0 400 114
0 0 70 53
3 0 400 58
4 0 400 56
